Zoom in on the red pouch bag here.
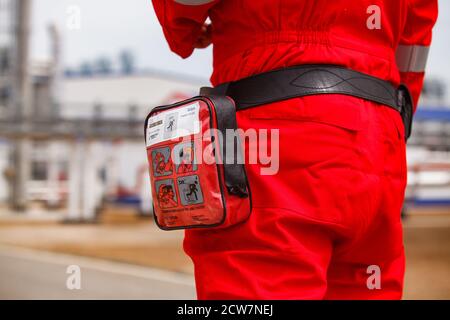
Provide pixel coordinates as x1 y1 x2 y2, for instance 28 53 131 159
144 95 251 230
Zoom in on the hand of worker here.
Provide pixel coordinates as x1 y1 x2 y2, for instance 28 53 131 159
194 23 212 49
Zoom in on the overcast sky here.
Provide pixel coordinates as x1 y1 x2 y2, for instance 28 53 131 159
31 0 450 100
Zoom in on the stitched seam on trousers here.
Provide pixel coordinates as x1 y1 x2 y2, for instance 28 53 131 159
333 244 405 265
252 205 350 232
192 246 328 257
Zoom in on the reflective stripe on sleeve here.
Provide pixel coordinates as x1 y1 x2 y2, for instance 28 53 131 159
174 0 215 5
396 45 430 73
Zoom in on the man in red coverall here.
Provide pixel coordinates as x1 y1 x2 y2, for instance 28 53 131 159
151 0 438 299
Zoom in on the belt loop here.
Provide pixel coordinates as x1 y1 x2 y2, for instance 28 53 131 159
199 87 214 95
398 84 414 142
200 83 230 96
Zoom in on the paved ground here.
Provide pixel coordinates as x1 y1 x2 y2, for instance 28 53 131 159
0 206 193 273
403 212 450 299
0 206 449 299
0 245 195 300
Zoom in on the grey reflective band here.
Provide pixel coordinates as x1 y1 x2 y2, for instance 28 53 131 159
396 45 430 73
174 0 215 5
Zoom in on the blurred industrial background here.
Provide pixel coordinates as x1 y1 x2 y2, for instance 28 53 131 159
0 0 449 299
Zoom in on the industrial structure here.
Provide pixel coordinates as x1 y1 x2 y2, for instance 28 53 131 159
0 0 202 221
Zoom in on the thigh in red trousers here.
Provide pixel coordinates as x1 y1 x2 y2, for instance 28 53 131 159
184 94 407 300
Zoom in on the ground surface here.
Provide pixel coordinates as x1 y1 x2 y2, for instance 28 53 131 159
0 205 448 299
402 210 450 299
0 245 195 300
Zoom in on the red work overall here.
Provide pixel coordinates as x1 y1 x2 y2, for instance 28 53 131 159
152 0 438 299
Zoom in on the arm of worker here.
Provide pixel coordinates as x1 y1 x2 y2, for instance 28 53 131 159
396 0 438 112
151 0 219 58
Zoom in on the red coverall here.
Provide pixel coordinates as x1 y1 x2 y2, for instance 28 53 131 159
152 0 438 299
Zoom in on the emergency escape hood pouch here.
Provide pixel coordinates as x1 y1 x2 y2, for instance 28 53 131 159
144 95 251 230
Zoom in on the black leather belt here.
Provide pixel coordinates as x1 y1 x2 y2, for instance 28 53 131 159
200 65 413 140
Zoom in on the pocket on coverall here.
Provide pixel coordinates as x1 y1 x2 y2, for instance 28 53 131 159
240 94 373 227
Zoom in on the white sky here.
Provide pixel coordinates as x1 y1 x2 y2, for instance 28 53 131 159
31 0 213 80
31 0 450 100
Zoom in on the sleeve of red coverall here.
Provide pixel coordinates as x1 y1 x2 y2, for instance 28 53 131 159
152 0 219 59
396 0 438 111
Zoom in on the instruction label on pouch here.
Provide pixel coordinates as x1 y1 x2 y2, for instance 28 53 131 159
146 102 200 147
